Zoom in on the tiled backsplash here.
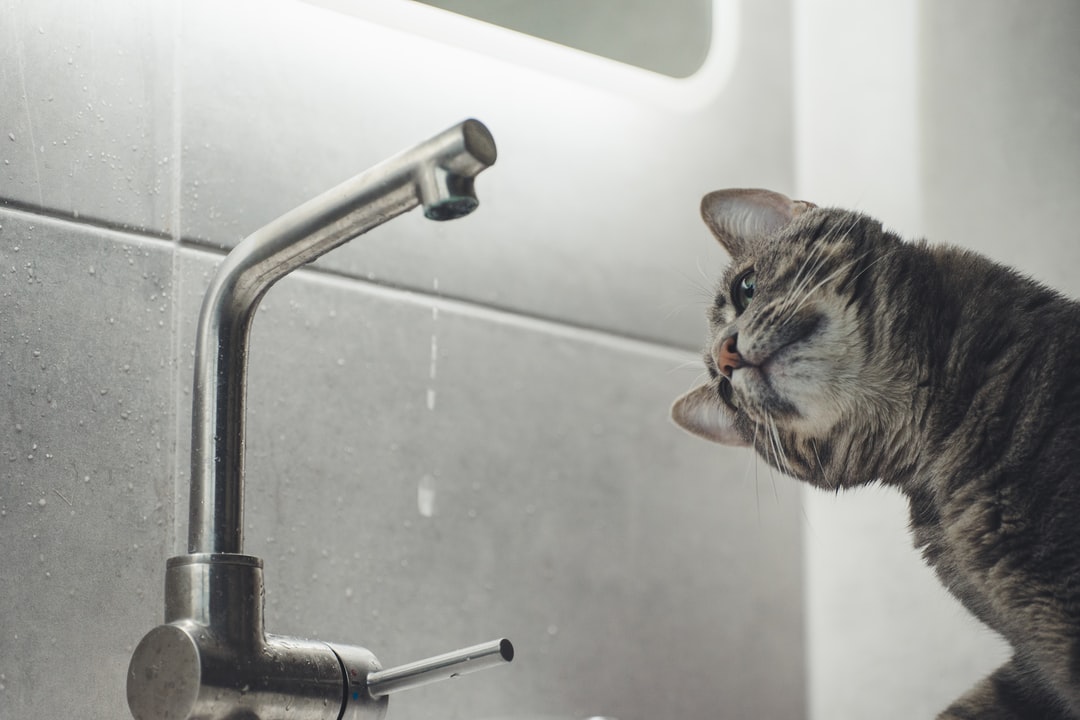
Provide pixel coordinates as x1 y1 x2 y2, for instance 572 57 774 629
0 1 805 718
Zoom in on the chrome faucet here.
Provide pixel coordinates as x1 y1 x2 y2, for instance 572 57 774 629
127 120 512 720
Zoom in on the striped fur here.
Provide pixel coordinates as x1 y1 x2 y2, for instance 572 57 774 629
672 189 1080 718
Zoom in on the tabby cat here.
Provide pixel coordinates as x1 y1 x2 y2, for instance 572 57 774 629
671 188 1080 718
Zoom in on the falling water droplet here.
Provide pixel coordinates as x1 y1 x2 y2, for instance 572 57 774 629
417 475 436 517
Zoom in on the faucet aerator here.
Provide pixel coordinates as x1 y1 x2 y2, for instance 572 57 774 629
424 195 479 221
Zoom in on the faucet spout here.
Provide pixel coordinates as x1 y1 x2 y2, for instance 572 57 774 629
187 119 497 555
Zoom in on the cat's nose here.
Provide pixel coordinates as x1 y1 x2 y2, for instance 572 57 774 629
717 335 744 378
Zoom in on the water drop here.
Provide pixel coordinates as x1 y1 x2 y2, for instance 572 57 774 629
417 475 436 517
37 497 46 507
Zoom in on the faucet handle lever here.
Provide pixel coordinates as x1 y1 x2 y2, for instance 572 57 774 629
332 638 513 719
367 638 514 698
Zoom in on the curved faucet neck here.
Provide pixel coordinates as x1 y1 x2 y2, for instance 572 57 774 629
186 120 496 554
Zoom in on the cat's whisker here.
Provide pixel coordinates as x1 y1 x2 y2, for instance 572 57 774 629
674 267 716 302
758 416 784 500
778 236 831 320
662 267 718 322
745 420 762 523
764 418 782 502
694 257 715 288
809 439 834 490
779 254 867 328
839 247 899 292
769 417 796 482
776 213 864 324
661 297 709 323
667 359 708 374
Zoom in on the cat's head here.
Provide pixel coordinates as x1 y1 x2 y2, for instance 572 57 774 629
671 188 899 486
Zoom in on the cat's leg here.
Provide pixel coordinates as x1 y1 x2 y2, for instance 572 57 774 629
937 658 1075 720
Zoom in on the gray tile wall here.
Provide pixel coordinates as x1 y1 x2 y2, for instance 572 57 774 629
0 1 805 719
0 211 176 715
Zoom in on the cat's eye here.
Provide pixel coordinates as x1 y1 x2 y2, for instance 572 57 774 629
733 270 756 312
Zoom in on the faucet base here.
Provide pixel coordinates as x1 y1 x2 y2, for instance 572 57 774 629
128 554 388 720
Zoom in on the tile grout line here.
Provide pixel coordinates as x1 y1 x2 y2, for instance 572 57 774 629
0 201 701 360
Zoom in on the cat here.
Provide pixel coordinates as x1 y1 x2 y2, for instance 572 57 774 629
671 188 1080 719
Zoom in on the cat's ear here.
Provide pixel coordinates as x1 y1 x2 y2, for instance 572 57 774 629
700 188 817 257
670 384 749 446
